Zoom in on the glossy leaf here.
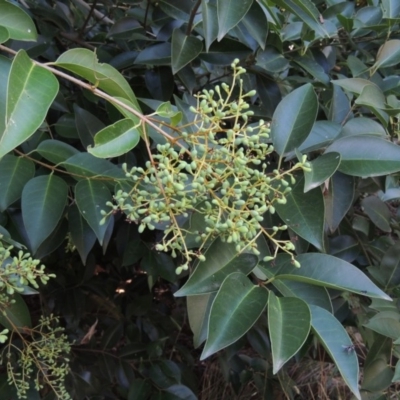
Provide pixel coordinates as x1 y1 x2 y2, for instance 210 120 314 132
0 50 58 159
217 0 253 41
36 139 79 164
268 292 311 373
362 196 391 233
310 305 360 400
134 43 171 65
304 152 341 193
174 238 258 296
0 155 34 211
275 174 325 251
269 253 391 300
88 119 140 158
55 48 140 108
74 104 105 148
68 205 96 264
201 1 218 51
297 121 341 154
241 2 268 49
0 0 37 41
0 294 31 331
325 136 400 177
256 47 289 74
324 172 355 232
382 0 400 19
171 29 203 75
271 83 318 156
340 117 386 137
75 179 113 245
201 272 268 359
21 175 68 253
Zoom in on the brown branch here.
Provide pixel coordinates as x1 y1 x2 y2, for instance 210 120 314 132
186 0 202 36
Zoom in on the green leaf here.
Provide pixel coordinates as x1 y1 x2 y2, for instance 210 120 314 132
340 117 386 138
333 78 374 95
372 40 400 72
21 175 68 253
297 121 341 154
269 253 391 300
0 0 37 41
0 155 34 211
274 174 325 251
199 38 252 64
0 26 9 43
324 172 355 232
134 43 171 66
293 55 330 85
325 136 400 177
201 1 218 52
187 293 216 348
0 50 58 159
256 47 289 74
304 152 341 193
268 292 311 373
241 1 268 49
158 0 192 21
165 384 197 400
310 305 361 400
271 83 318 155
382 0 400 19
269 0 329 38
201 272 268 359
128 379 153 400
36 139 79 164
362 196 391 233
174 238 258 296
217 0 253 41
363 311 400 340
88 119 140 158
75 179 113 245
171 29 203 75
62 153 125 180
55 48 140 109
68 205 96 264
0 294 31 331
74 104 105 148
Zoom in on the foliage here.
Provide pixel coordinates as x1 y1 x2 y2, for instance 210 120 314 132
1 0 400 399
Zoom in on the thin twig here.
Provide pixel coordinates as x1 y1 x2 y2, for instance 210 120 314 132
186 0 202 36
79 0 99 37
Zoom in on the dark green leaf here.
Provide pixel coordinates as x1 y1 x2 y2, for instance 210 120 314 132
362 196 391 233
36 139 79 164
201 272 268 359
275 174 325 251
128 379 153 400
0 155 34 211
325 136 400 177
171 29 203 75
0 294 31 330
21 174 68 253
268 292 311 373
372 40 400 71
74 104 105 148
271 83 318 155
364 311 400 339
256 47 289 74
241 1 268 49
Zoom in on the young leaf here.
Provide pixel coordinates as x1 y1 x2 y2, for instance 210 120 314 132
268 292 311 373
171 29 203 75
0 155 34 212
310 305 361 400
75 179 113 245
201 272 268 360
217 0 253 41
270 83 318 156
88 119 140 158
0 50 58 159
21 175 68 253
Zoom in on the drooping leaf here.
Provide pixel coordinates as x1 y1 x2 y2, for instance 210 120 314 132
21 174 68 253
325 136 400 177
0 155 34 211
362 196 391 233
271 83 318 156
55 48 140 109
187 293 216 348
0 0 37 41
88 119 140 158
158 0 192 21
201 272 268 359
171 29 203 75
274 174 325 251
310 305 361 400
268 292 311 373
174 238 258 296
304 152 341 193
217 0 253 41
68 205 97 264
75 179 113 245
324 171 355 232
267 253 391 300
0 50 58 159
0 294 31 331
